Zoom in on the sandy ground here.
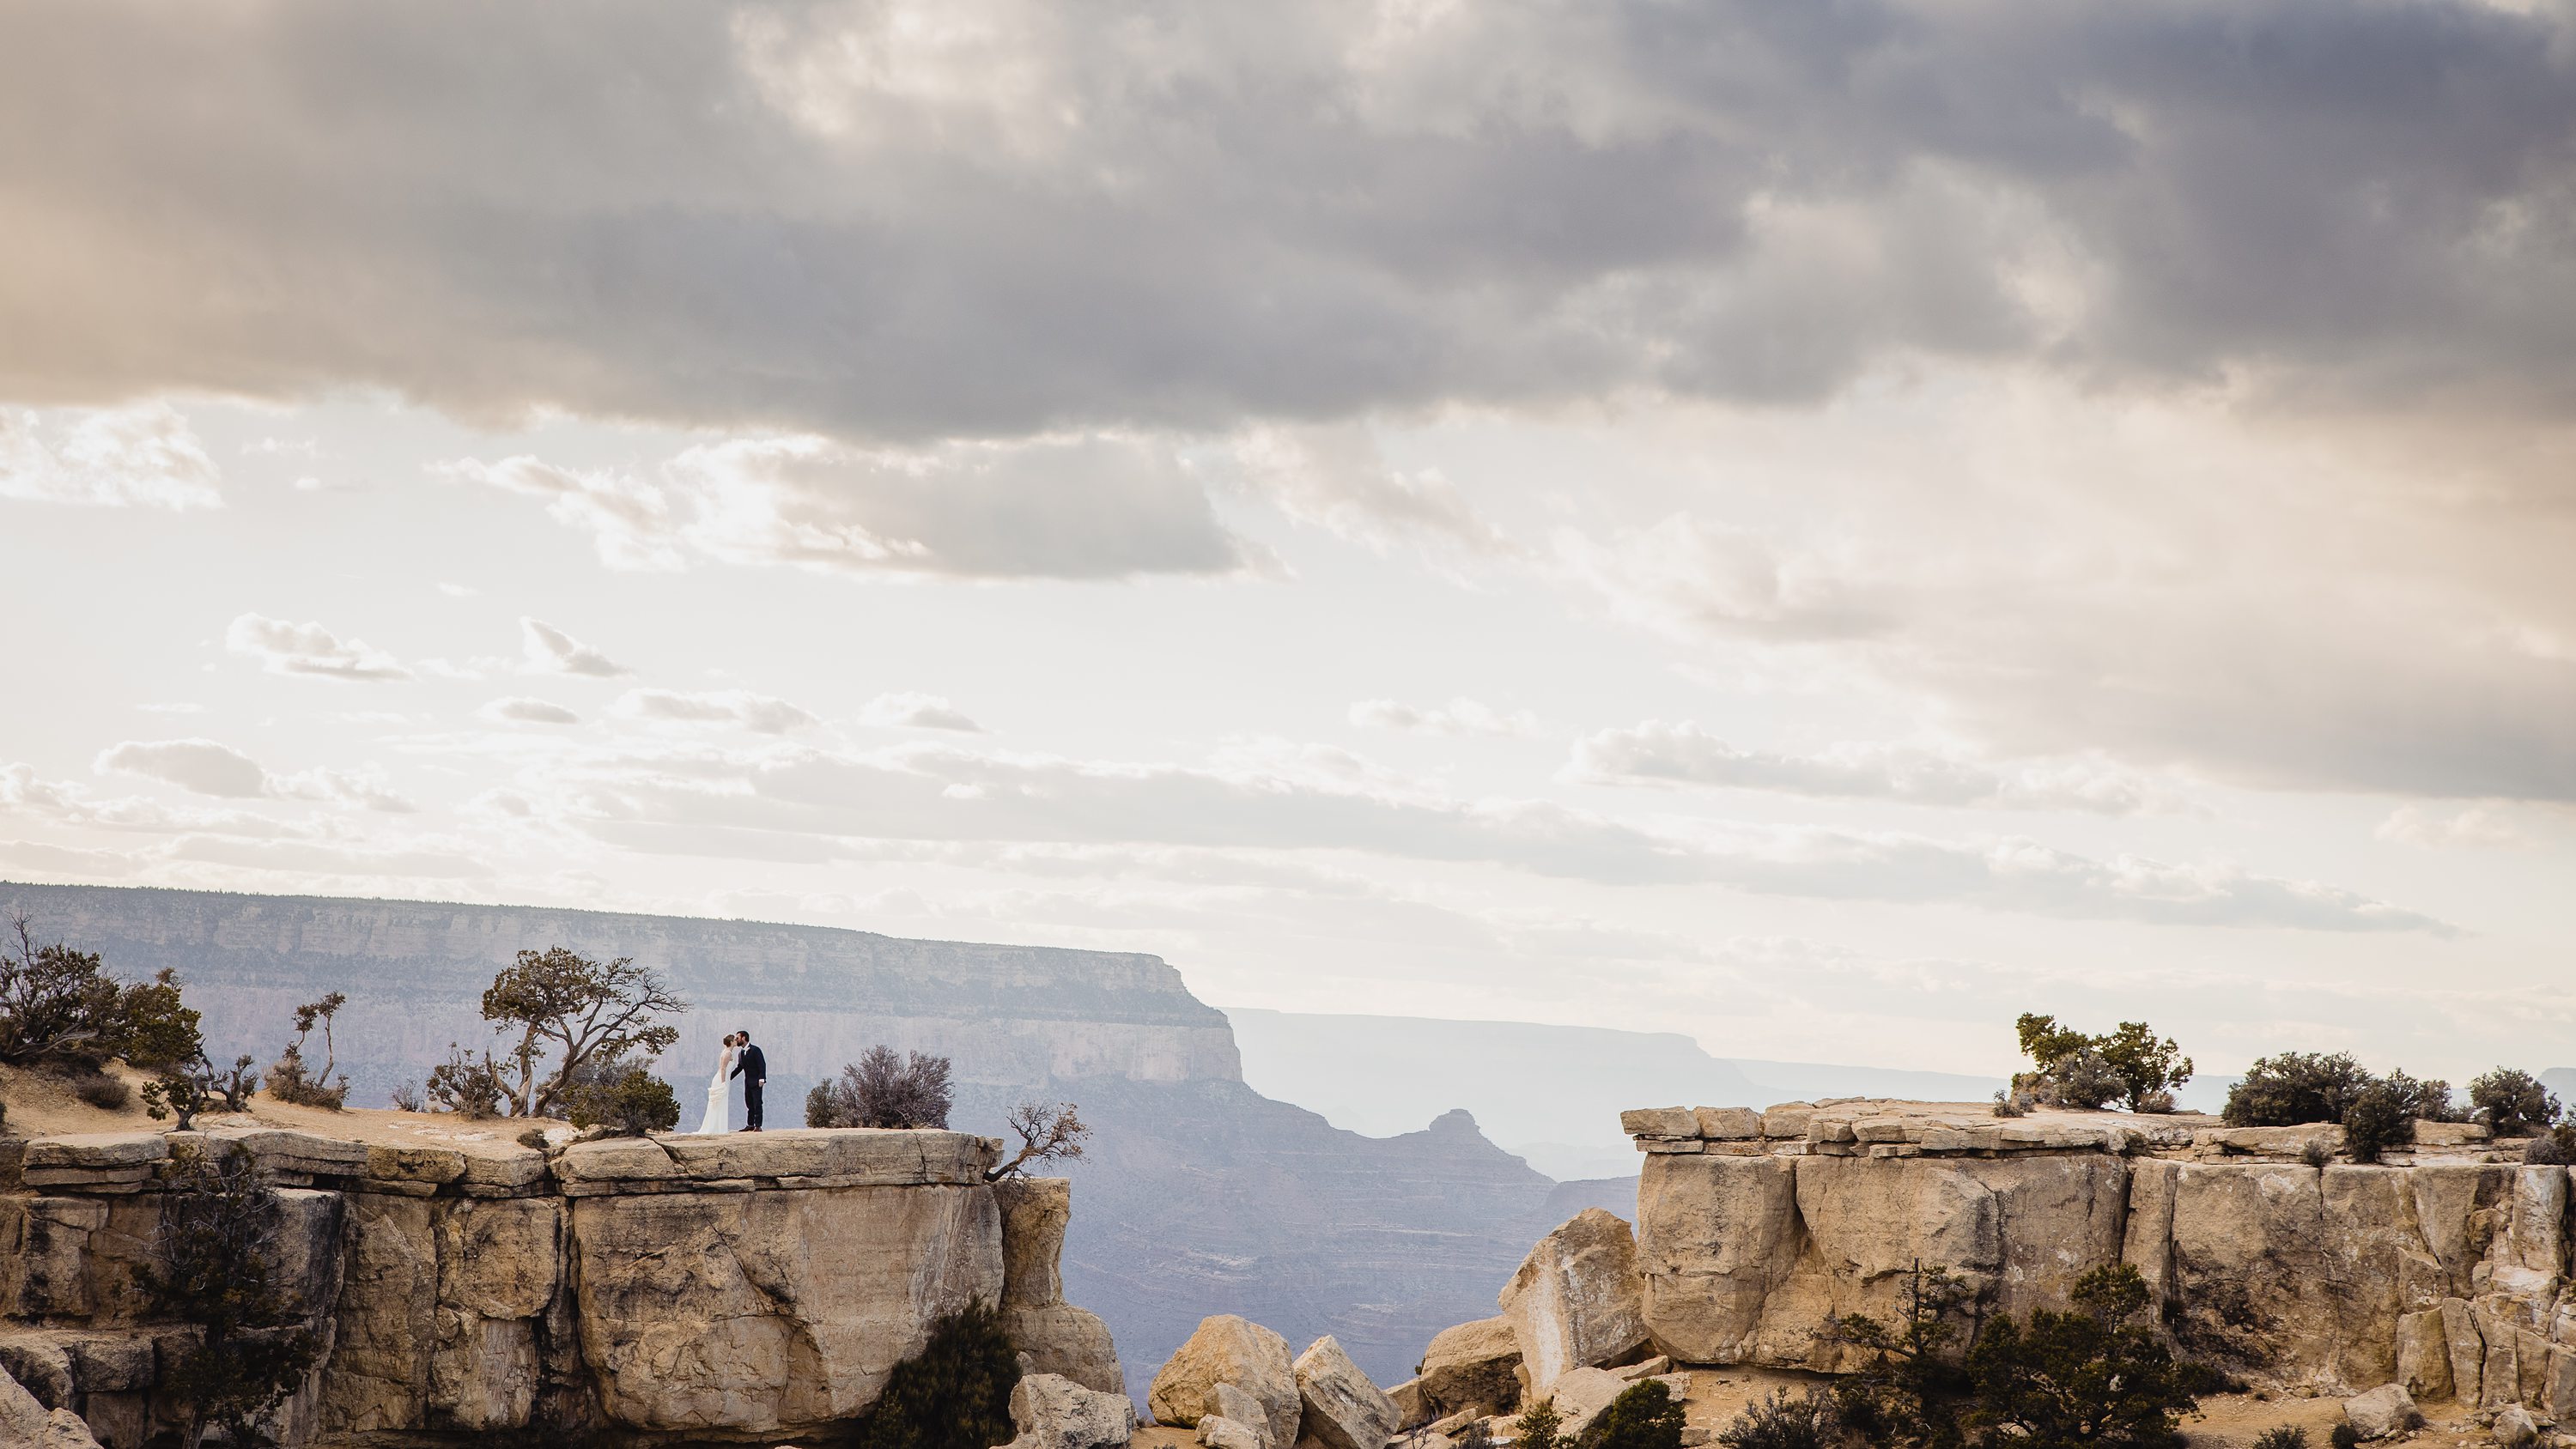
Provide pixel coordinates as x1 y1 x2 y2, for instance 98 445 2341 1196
0 1060 566 1156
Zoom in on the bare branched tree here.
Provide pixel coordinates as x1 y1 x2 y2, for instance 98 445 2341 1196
985 1100 1090 1181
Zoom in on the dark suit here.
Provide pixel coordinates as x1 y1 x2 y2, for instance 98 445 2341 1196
731 1043 768 1130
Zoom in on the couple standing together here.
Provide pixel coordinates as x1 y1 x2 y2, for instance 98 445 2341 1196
696 1030 769 1133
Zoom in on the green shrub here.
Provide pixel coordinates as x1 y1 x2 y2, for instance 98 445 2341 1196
2253 1428 2309 1449
2468 1069 2559 1137
1517 1399 1567 1449
266 994 349 1108
810 1046 955 1129
1719 1387 1843 1449
2342 1080 2415 1165
427 1042 506 1118
2383 1070 2461 1123
1965 1264 2217 1449
1579 1379 1686 1449
2014 1015 2191 1113
2299 1140 2332 1169
850 1298 1018 1449
76 1072 131 1110
564 1065 681 1137
2330 1422 2360 1449
2225 1052 2373 1126
2 915 202 1070
1832 1261 1975 1449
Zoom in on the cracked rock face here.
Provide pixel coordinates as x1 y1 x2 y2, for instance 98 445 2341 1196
569 1183 1004 1434
1626 1100 2576 1417
3 1125 1096 1446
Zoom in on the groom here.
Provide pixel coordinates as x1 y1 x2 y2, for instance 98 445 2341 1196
731 1031 768 1131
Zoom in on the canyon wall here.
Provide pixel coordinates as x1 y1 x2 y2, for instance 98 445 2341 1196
1625 1100 2572 1415
0 882 1242 1105
1 882 1628 1391
0 1125 1119 1447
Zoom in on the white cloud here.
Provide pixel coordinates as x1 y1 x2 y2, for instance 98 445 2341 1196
860 693 985 732
90 740 413 812
1351 697 1540 738
266 766 419 814
615 688 818 735
519 618 631 677
452 433 1256 581
94 738 269 798
1554 512 1890 644
0 403 222 510
226 612 412 682
481 696 582 726
1236 425 1514 559
2376 804 2537 852
1569 721 2190 815
495 737 2448 934
437 582 477 597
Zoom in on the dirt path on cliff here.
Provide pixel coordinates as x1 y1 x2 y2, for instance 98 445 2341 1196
1 1063 565 1156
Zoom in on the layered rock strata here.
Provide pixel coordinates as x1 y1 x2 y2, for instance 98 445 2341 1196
0 1125 1114 1447
1625 1100 2576 1415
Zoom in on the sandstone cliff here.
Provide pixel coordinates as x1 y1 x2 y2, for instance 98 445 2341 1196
0 1124 1115 1447
1623 1100 2573 1415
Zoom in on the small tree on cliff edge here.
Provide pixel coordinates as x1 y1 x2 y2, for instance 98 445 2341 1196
477 947 685 1118
984 1100 1089 1181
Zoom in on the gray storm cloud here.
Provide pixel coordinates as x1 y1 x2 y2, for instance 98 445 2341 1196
0 0 2571 434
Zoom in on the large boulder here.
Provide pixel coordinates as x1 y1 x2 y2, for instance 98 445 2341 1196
1002 1372 1135 1449
2344 1384 2420 1441
1295 1335 1399 1449
1149 1315 1301 1448
1417 1316 1521 1419
1499 1209 1649 1396
1200 1417 1267 1449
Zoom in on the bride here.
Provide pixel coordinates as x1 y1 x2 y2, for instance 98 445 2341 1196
695 1032 738 1134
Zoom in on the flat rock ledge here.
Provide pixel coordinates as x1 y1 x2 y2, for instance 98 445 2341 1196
1622 1100 2496 1164
4 1125 1002 1198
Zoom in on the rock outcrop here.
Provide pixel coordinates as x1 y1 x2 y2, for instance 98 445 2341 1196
1150 1315 1302 1448
0 1125 1116 1447
1498 1207 1649 1395
1624 1099 2576 1418
997 1175 1125 1394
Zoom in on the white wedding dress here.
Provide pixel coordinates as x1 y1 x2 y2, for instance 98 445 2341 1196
696 1044 736 1134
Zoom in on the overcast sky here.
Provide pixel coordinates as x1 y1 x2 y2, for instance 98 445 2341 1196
5 0 2576 1080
